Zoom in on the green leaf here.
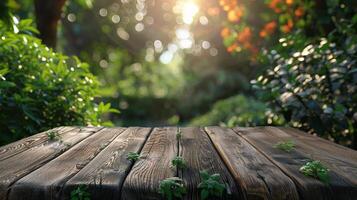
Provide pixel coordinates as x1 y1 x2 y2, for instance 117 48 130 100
171 156 187 169
0 81 16 88
0 68 9 76
200 189 209 200
126 152 140 162
273 140 295 152
352 14 357 24
198 171 226 199
159 177 186 200
300 160 330 184
108 108 120 114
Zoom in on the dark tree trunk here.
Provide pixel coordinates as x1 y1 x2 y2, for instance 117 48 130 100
34 0 67 49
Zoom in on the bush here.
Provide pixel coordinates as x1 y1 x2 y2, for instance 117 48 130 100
190 94 284 127
252 28 357 148
0 19 117 145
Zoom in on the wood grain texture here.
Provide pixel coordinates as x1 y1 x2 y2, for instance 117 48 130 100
278 127 357 161
0 126 101 200
1 126 357 200
234 127 337 200
179 127 242 200
275 127 357 184
0 127 74 161
8 127 122 200
205 126 299 200
240 126 357 199
121 127 178 200
62 127 151 200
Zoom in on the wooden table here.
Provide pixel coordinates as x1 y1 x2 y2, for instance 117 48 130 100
0 127 356 200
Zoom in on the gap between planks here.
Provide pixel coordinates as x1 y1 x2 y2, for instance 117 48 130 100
122 127 242 200
0 127 75 161
204 126 299 200
0 127 103 200
2 126 356 200
6 127 121 200
233 127 357 200
62 127 153 200
121 127 178 200
179 127 242 200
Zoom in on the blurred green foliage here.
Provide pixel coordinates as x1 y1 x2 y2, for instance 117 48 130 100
1 0 356 151
58 0 257 127
190 95 284 127
0 19 117 145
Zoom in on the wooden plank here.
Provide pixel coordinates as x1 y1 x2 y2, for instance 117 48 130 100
62 127 152 200
234 127 335 199
278 127 357 160
7 127 122 200
278 127 357 168
121 127 178 200
0 126 101 200
205 126 298 200
235 126 357 199
276 126 357 180
179 127 242 200
0 126 75 161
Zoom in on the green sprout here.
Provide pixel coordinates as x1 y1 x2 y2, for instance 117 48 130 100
299 160 330 184
273 140 295 152
176 129 182 140
70 185 90 200
46 130 60 141
172 156 187 169
126 152 140 162
198 170 226 200
159 177 187 200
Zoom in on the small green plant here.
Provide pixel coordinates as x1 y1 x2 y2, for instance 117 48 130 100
172 156 187 169
198 170 226 200
176 129 182 140
126 152 140 162
273 140 295 152
46 131 60 141
159 177 187 200
299 160 330 184
70 185 90 200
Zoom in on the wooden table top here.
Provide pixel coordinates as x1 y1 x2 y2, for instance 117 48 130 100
0 126 356 200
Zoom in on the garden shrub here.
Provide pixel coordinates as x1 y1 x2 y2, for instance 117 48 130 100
0 18 117 145
190 94 284 127
252 27 357 148
218 0 357 148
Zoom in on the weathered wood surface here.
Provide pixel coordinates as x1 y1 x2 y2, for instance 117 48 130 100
63 127 151 200
0 127 101 200
0 126 356 200
234 127 357 200
0 127 74 161
8 127 123 200
205 127 299 200
121 127 178 200
275 127 357 183
178 127 241 200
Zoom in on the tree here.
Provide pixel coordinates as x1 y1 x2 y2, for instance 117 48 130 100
34 0 67 48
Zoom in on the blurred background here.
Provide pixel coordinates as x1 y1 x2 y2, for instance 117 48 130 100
1 0 357 149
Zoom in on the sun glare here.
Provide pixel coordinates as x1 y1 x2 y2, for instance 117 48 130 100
148 0 209 64
181 1 199 24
